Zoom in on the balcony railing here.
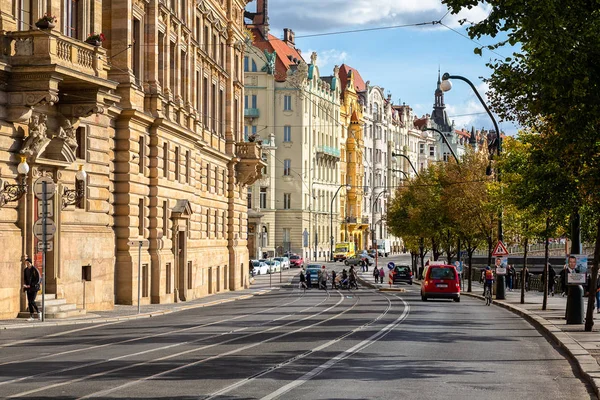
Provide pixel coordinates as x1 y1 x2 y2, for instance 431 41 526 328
244 108 260 118
3 30 109 79
316 145 341 159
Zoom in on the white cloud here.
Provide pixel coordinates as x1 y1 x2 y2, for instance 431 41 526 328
262 0 491 33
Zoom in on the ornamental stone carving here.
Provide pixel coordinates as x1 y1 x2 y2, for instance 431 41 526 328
20 114 50 156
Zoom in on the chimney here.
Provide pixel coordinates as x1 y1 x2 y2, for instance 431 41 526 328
253 0 269 36
283 28 295 47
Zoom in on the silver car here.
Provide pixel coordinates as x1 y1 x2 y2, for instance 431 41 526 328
274 257 290 270
264 260 281 273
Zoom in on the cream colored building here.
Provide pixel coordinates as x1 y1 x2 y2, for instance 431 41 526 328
245 8 343 261
0 0 262 319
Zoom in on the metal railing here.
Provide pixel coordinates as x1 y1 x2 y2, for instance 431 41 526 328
244 108 260 118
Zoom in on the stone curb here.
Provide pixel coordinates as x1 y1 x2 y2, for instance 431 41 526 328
462 292 600 399
0 289 274 330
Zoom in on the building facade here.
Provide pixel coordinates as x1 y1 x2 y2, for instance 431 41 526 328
245 6 342 262
0 0 262 319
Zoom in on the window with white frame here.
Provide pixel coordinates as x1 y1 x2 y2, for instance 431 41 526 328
419 143 425 155
429 145 435 157
283 193 291 209
64 0 79 38
284 95 292 111
283 126 291 142
260 187 267 209
283 159 291 176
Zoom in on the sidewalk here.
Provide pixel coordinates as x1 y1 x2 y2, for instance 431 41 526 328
0 270 297 330
463 280 600 398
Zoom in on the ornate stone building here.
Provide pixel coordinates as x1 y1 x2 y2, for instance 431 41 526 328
0 0 262 319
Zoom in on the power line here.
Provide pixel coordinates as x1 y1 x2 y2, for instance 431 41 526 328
293 20 441 39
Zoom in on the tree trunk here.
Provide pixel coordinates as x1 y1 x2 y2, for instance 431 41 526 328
432 238 439 261
468 248 473 293
584 217 600 332
419 237 425 279
521 235 528 304
542 217 550 311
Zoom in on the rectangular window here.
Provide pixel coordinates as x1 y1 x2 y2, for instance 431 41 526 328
212 34 217 59
163 200 169 238
247 187 252 208
283 126 291 142
187 261 193 289
138 198 144 236
283 193 291 209
166 263 172 294
219 89 224 136
186 150 191 183
195 17 201 42
64 0 78 38
180 0 186 23
235 55 239 80
244 56 249 72
260 187 267 209
75 127 86 159
180 50 187 101
283 228 291 243
139 136 145 174
419 143 425 154
133 19 141 84
142 264 149 297
211 83 217 132
163 142 169 178
283 159 291 176
234 99 239 142
429 146 435 157
203 77 208 128
174 147 180 180
18 0 32 31
170 42 176 94
158 33 165 89
284 95 292 111
204 25 209 52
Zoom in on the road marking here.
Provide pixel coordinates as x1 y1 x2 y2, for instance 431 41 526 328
7 291 337 399
203 291 398 400
0 322 122 349
260 294 410 400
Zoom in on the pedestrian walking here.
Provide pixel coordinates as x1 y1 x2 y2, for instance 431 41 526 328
559 264 568 296
306 269 312 290
378 267 385 284
23 258 41 321
506 265 515 291
319 265 327 290
373 266 379 283
331 270 337 290
299 270 307 291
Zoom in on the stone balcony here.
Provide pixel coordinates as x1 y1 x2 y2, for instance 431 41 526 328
316 145 341 161
0 30 118 120
236 142 267 186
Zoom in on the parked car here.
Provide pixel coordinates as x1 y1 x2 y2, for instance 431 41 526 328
305 264 322 287
289 254 304 268
345 254 373 267
392 265 413 285
274 257 290 270
421 264 460 302
264 260 281 273
251 260 269 276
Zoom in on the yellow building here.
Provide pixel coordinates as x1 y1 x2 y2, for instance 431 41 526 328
338 65 368 250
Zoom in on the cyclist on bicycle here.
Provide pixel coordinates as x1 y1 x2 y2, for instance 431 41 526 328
483 266 494 296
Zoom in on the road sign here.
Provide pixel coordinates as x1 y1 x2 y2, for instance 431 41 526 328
492 240 509 257
33 177 55 200
127 239 149 247
37 199 53 218
387 261 395 270
33 218 56 241
37 241 53 252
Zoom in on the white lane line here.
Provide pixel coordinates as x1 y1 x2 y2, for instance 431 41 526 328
203 291 395 400
0 290 301 371
7 291 336 399
0 294 305 388
74 292 350 400
260 294 410 400
0 322 122 349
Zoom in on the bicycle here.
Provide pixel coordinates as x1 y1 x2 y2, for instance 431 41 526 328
484 285 492 306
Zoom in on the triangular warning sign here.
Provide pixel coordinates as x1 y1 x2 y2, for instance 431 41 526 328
492 240 510 256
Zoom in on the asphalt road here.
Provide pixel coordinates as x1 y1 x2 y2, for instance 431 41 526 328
0 255 592 399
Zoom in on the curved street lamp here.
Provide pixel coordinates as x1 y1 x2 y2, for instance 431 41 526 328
442 72 505 299
330 184 351 261
391 152 419 177
422 127 461 166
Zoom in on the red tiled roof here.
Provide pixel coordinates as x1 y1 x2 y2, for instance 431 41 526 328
339 64 366 93
413 117 427 130
250 28 304 82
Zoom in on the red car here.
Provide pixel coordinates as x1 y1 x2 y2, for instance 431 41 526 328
421 264 461 302
289 254 304 268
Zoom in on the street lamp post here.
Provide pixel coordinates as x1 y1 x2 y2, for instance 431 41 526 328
330 184 351 261
441 72 505 300
422 127 461 166
371 189 387 268
391 152 419 177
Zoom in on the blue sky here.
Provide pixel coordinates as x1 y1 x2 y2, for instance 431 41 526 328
258 0 519 135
